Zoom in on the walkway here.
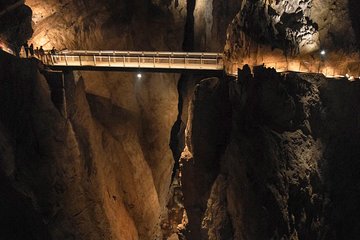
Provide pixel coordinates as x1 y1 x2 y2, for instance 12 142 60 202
227 60 360 80
44 50 224 73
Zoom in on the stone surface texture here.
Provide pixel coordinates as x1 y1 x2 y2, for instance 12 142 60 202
224 0 360 76
0 1 33 52
180 66 360 239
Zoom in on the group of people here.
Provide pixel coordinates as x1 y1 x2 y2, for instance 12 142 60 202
22 42 57 61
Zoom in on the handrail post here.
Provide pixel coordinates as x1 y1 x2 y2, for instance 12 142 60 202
65 54 68 66
153 56 156 68
169 55 171 68
138 55 140 68
93 55 96 66
79 55 82 66
123 55 125 67
184 56 187 69
108 55 111 66
50 54 54 65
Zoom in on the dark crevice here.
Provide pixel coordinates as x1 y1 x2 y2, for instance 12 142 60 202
182 0 195 52
169 0 196 182
169 74 188 182
348 0 360 48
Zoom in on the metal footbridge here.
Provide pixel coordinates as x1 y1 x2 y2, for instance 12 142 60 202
43 50 224 73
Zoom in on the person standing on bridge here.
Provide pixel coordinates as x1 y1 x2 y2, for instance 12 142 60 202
50 47 57 63
35 46 39 58
39 46 45 61
29 43 34 57
50 47 56 55
23 42 29 58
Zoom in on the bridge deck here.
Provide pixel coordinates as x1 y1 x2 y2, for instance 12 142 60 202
45 50 224 73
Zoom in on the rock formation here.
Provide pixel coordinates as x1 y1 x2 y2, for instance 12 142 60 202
0 1 33 53
224 0 360 76
180 65 360 239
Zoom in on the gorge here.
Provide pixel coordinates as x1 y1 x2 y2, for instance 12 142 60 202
0 0 360 239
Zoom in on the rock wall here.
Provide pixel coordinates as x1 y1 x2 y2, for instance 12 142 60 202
217 8 360 238
25 0 186 51
181 77 232 239
194 0 241 51
224 0 360 76
0 49 181 240
0 52 144 239
0 1 33 53
23 1 186 238
180 65 360 239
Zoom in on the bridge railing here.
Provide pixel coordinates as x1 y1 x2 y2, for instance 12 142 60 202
43 50 224 70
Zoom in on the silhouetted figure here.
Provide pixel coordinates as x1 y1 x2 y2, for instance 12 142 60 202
35 47 39 58
50 47 56 55
39 46 45 62
39 46 45 59
23 42 29 58
49 47 57 63
29 44 34 57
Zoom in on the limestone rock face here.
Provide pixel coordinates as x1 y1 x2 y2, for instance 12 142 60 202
228 0 319 56
0 50 178 240
224 0 360 74
1 1 186 239
22 1 186 239
0 1 33 52
25 0 187 50
180 66 360 239
0 52 144 240
181 77 232 239
194 0 241 51
222 68 326 239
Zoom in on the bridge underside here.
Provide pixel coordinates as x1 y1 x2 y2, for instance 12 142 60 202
47 65 225 75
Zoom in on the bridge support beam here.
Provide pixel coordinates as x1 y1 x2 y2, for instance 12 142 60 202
61 72 68 118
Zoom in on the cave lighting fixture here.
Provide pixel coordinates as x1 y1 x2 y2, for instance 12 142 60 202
320 50 326 56
137 73 142 79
